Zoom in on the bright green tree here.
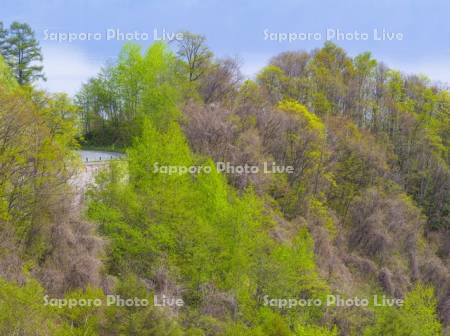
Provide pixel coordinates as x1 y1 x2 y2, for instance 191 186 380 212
364 285 442 336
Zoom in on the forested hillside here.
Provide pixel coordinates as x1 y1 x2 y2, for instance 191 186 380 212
0 23 448 335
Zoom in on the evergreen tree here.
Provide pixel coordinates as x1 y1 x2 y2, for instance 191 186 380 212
0 22 45 85
0 22 7 56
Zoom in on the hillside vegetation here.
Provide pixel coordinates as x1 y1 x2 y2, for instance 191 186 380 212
0 28 448 336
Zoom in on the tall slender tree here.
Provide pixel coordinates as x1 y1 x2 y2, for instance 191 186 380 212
0 22 45 85
0 22 7 56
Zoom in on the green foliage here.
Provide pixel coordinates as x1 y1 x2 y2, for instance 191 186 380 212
364 284 442 336
175 31 213 82
87 114 330 333
295 324 339 336
0 69 79 252
76 42 186 146
308 42 353 115
257 65 286 104
277 99 325 135
0 54 17 87
102 275 184 335
59 287 104 335
237 80 262 106
0 277 66 335
0 21 45 85
271 99 328 216
0 25 447 335
326 117 389 217
308 198 336 237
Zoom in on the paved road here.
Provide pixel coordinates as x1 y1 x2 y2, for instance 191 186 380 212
79 150 124 163
71 151 125 204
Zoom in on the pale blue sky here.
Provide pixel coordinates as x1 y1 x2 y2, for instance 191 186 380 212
2 0 449 95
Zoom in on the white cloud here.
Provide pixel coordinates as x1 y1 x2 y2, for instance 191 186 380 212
38 45 102 96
